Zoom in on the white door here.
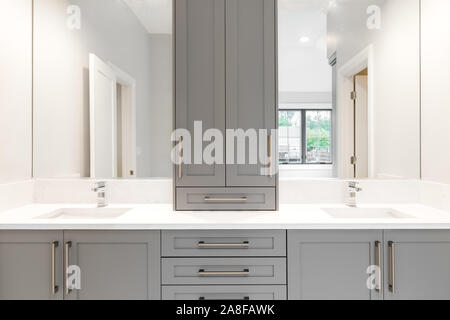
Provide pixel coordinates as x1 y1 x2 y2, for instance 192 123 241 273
89 53 117 178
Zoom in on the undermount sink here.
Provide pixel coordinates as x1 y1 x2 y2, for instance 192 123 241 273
35 208 131 220
323 207 413 219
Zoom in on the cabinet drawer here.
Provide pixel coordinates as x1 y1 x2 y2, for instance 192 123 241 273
162 230 286 257
162 258 286 285
162 285 287 300
176 188 276 210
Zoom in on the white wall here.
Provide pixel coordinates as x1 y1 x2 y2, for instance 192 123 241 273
330 0 421 179
0 0 33 183
33 0 161 178
149 34 173 178
421 0 450 184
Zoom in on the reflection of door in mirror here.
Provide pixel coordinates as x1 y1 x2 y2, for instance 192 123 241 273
89 54 136 179
353 69 369 179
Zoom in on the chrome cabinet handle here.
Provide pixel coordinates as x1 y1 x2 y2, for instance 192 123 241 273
198 269 250 276
268 135 273 178
374 241 382 293
64 241 72 295
197 241 249 248
199 296 250 300
204 197 248 202
388 241 395 293
51 241 59 295
178 137 183 179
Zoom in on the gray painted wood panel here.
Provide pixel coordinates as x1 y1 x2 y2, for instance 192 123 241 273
176 187 276 210
175 0 226 187
162 285 287 300
226 0 277 187
162 230 286 257
63 231 160 300
288 230 383 300
0 231 63 300
384 230 450 300
162 257 286 285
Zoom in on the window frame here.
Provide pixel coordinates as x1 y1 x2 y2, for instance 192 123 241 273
278 108 333 165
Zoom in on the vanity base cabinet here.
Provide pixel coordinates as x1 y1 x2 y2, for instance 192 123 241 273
162 285 286 300
161 230 287 300
287 230 383 300
384 230 450 300
63 231 160 300
0 231 63 300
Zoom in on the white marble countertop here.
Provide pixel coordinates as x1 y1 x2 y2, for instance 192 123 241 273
1 203 450 230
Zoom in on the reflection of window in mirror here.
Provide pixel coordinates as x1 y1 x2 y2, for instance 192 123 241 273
278 0 421 180
278 0 333 178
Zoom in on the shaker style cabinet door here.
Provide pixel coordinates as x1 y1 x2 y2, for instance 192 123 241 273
175 0 226 187
288 231 383 300
0 231 63 300
384 230 450 300
63 231 160 300
226 0 277 187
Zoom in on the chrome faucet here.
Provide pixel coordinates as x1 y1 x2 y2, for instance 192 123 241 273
346 181 362 208
92 181 107 207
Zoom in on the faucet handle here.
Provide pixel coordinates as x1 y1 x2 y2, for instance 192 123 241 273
348 181 363 192
92 181 106 192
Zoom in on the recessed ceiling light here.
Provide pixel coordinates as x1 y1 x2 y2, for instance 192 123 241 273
299 36 310 43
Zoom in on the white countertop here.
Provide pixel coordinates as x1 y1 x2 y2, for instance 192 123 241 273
1 203 450 230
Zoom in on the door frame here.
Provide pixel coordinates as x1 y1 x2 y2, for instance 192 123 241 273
337 45 375 179
107 62 137 179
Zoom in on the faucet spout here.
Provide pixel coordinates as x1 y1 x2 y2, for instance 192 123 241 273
346 181 362 207
92 181 107 207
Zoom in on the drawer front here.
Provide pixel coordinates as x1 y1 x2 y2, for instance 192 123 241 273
162 230 286 257
162 258 286 285
176 187 276 210
162 285 287 300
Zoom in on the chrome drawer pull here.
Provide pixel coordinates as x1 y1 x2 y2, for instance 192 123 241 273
197 269 250 276
204 197 248 202
199 296 250 300
197 241 249 248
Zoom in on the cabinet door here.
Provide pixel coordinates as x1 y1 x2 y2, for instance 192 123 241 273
0 231 63 300
175 0 226 187
288 230 382 300
384 230 450 300
226 0 277 187
64 231 160 300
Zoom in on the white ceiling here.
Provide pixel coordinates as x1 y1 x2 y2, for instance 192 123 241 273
124 0 172 34
278 0 332 93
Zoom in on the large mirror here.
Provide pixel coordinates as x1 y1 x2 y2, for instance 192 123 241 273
29 0 420 180
32 0 173 179
278 0 420 179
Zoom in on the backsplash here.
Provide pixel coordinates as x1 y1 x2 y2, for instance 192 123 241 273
0 181 34 212
280 179 421 204
1 179 450 212
420 181 450 212
33 179 173 204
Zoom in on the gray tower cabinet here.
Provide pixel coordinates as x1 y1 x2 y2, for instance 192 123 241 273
175 0 277 210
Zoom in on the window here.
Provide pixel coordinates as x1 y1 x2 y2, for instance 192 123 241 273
279 109 332 165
